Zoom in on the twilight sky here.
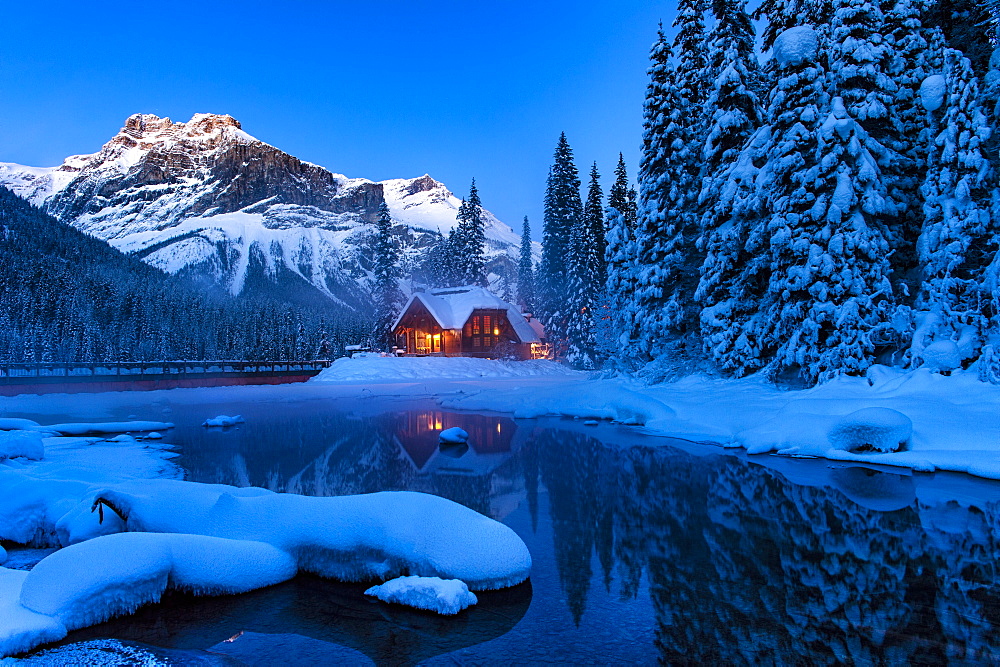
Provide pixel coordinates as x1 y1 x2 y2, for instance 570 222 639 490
1 1 673 235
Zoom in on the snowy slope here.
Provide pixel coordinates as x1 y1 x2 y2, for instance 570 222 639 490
0 114 527 303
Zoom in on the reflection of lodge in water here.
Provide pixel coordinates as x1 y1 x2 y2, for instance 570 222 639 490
391 411 524 520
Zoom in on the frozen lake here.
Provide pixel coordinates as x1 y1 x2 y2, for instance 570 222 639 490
9 385 1000 664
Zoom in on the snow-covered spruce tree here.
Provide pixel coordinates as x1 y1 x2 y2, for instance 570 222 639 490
564 165 604 369
538 134 583 349
922 0 995 75
453 179 487 286
585 163 608 292
696 0 765 338
913 50 997 368
674 0 710 108
601 155 638 359
371 202 404 349
882 0 936 296
698 26 828 376
625 27 700 361
777 96 895 381
828 0 909 259
517 216 536 313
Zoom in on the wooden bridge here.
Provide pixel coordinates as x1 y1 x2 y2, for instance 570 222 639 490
0 360 333 396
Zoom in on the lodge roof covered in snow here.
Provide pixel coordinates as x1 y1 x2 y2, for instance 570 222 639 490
392 286 540 343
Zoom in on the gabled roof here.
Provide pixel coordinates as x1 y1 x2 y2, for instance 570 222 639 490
393 286 540 343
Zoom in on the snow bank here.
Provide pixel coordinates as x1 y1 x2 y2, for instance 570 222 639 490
0 434 180 547
442 368 1000 480
365 575 478 615
0 431 44 461
443 382 675 426
202 415 244 427
93 479 531 591
439 427 469 444
312 356 581 382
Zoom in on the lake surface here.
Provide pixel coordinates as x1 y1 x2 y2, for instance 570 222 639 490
14 390 1000 665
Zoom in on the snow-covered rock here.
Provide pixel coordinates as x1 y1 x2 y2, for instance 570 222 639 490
439 427 469 444
20 532 297 631
773 26 818 68
92 479 531 590
0 545 6 565
365 576 478 615
828 408 913 453
920 340 963 372
145 432 163 440
920 74 947 111
43 421 174 436
0 430 44 461
202 415 245 427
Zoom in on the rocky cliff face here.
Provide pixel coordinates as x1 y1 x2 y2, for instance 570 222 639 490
0 113 524 305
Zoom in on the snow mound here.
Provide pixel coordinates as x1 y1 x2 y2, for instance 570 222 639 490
19 532 296 632
773 26 818 68
920 74 947 111
93 479 531 590
0 430 44 461
0 545 6 565
43 422 174 436
145 432 163 440
365 575 478 615
0 418 41 431
312 356 581 382
920 340 962 371
202 415 245 427
439 427 469 444
828 408 913 453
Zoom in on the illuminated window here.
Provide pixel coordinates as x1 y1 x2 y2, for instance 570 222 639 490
472 316 481 335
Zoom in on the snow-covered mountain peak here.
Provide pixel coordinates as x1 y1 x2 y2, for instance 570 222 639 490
0 114 525 304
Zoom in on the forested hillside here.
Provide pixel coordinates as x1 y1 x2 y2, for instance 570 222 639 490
530 0 1000 384
0 187 366 362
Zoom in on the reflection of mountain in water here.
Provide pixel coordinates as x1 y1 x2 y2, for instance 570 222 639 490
531 429 1000 664
177 410 526 521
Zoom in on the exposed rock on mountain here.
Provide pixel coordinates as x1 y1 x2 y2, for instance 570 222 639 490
0 113 523 305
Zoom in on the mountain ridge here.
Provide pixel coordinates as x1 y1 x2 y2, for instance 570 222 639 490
0 113 525 303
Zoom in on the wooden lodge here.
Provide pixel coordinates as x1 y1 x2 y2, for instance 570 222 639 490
392 286 548 360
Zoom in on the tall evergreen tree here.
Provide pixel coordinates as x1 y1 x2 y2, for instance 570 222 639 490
922 0 995 75
752 0 833 50
565 164 604 368
585 163 608 291
601 155 638 360
452 179 487 286
914 50 997 363
371 201 404 349
539 134 584 348
517 216 536 313
673 0 710 108
627 26 699 360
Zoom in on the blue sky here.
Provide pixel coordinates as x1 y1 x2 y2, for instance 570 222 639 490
1 1 672 236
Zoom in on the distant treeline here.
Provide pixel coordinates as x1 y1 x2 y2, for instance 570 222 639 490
0 187 368 363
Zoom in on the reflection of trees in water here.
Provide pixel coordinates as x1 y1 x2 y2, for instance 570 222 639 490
532 429 1000 663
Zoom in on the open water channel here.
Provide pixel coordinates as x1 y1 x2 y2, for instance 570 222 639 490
11 388 1000 665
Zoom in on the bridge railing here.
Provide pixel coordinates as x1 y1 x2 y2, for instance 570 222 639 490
0 360 333 379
